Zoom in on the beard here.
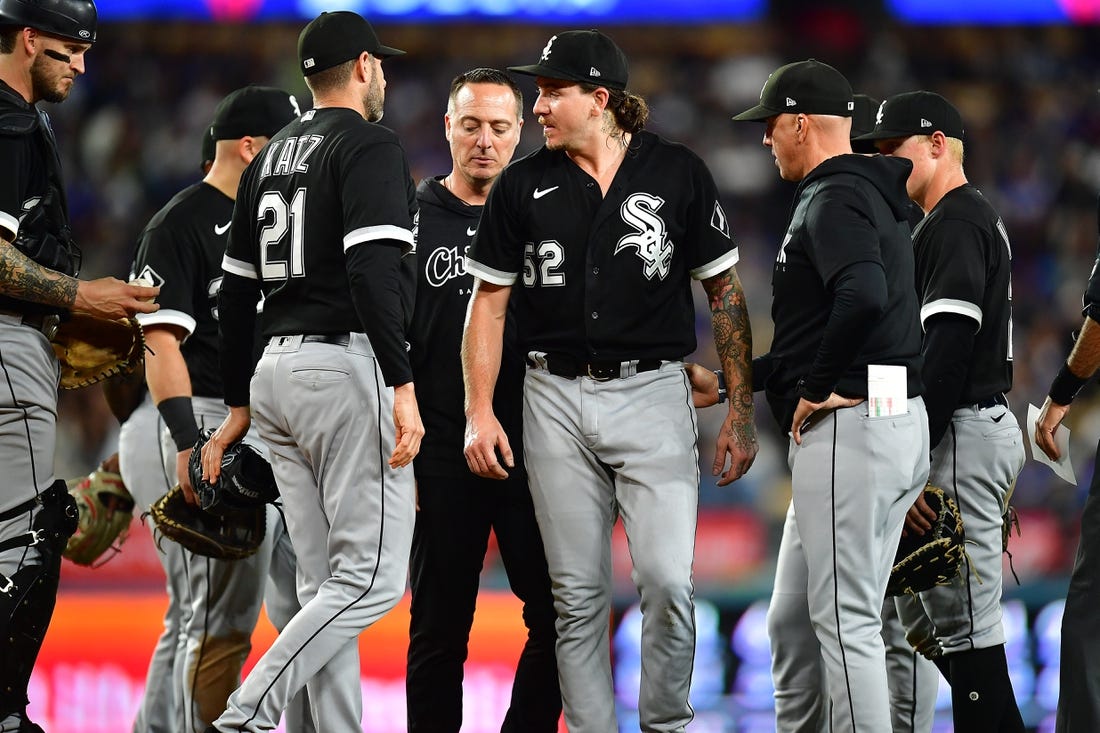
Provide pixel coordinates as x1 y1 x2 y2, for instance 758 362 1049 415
30 54 70 104
364 67 384 123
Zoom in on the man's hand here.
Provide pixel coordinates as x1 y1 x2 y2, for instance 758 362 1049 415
176 448 196 505
201 406 251 487
685 362 720 408
391 382 424 469
903 490 938 537
464 408 512 480
1035 396 1070 461
790 393 865 445
713 411 757 486
74 277 159 319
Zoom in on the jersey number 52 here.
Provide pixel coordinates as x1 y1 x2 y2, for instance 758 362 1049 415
522 240 565 287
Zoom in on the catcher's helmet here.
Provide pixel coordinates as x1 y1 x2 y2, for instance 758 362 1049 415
0 0 97 44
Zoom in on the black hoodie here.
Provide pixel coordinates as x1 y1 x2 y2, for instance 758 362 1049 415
760 153 924 429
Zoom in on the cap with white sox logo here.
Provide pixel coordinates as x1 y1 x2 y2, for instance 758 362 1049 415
853 90 964 142
508 29 628 91
732 58 853 122
297 10 405 77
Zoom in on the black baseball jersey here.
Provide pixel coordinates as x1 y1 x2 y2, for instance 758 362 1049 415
408 177 524 478
913 183 1013 401
0 80 78 314
1085 194 1100 324
466 130 738 362
131 183 234 399
765 154 923 418
220 107 417 396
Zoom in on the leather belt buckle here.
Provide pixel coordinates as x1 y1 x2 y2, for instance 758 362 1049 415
41 314 60 340
586 363 615 382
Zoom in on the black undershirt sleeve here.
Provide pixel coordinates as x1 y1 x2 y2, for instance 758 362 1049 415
800 260 887 399
921 313 976 449
218 272 260 407
346 240 414 386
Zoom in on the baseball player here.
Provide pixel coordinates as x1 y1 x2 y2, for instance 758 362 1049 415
858 91 1026 732
463 30 757 733
199 12 422 732
1036 199 1100 733
0 2 159 730
405 68 561 733
732 60 929 733
126 86 313 733
852 92 942 733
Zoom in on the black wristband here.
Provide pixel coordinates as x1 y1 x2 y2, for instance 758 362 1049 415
1049 362 1090 406
714 369 728 404
157 396 200 452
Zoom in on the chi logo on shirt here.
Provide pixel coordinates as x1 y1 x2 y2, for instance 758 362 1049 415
615 192 673 281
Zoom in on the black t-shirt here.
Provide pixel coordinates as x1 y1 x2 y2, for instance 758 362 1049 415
913 183 1013 401
766 154 923 420
220 107 417 397
408 177 524 478
0 80 77 314
467 130 738 362
131 183 235 399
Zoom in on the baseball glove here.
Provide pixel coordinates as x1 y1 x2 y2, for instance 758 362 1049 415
51 313 145 389
188 430 279 514
147 484 265 561
886 484 967 597
62 468 136 567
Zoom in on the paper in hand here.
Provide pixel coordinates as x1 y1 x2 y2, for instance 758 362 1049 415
1027 402 1077 485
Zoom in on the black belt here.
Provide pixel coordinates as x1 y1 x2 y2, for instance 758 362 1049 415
0 308 60 339
973 393 1008 410
533 354 664 382
302 334 350 347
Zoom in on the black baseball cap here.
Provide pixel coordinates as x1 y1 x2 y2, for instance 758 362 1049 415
850 94 881 153
200 125 215 170
732 59 854 122
853 90 964 142
508 29 628 91
298 11 404 77
210 86 300 141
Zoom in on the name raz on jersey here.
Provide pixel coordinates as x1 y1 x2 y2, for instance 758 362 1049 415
259 135 323 179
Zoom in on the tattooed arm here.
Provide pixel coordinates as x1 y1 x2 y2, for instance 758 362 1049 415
701 266 757 485
0 235 159 318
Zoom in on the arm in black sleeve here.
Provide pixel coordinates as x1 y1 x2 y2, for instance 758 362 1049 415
218 272 260 407
751 353 774 393
921 314 975 449
346 240 413 386
800 261 887 399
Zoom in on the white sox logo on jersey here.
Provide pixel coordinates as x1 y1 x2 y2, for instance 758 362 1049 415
424 245 469 287
615 193 673 281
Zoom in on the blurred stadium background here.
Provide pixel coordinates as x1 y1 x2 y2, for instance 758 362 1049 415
36 0 1100 730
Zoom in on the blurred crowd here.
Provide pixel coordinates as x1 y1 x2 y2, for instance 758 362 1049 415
47 18 1100 580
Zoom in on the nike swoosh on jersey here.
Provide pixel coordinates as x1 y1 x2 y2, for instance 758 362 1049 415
532 186 559 199
467 227 478 236
214 221 231 235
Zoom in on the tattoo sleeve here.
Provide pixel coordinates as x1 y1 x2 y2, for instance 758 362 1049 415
702 266 755 438
0 237 78 307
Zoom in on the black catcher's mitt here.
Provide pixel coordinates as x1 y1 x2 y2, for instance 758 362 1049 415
147 484 264 560
188 430 279 514
886 484 966 597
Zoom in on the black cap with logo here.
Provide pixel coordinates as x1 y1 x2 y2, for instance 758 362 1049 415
850 94 881 153
853 90 964 142
210 86 300 141
732 59 854 121
298 10 405 77
508 29 628 91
